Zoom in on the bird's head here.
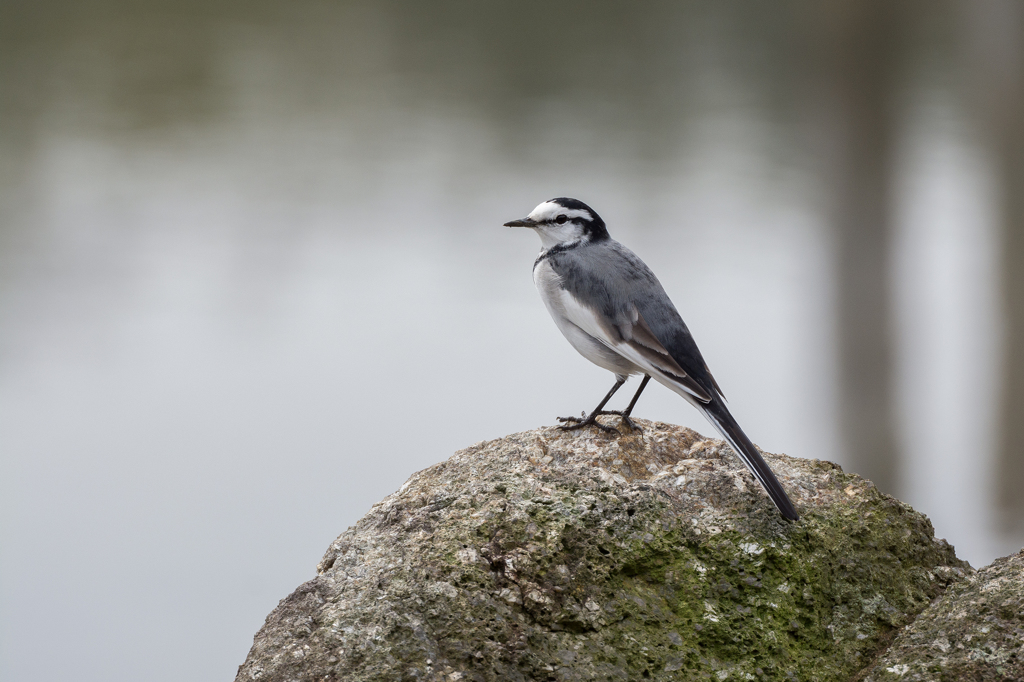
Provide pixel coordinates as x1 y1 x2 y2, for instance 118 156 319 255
504 197 609 249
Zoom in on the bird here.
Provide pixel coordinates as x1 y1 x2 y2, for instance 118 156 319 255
504 197 799 521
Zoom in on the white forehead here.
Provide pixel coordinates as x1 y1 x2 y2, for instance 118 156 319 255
527 201 593 223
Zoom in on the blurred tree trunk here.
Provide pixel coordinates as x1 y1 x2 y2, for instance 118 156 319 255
968 2 1024 532
999 137 1024 532
819 1 902 494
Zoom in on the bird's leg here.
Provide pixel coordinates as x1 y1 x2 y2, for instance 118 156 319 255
558 376 626 434
600 374 651 431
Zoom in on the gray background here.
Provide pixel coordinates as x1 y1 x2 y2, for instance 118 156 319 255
2 1 1023 680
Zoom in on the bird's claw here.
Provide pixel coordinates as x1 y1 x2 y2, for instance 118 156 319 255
557 414 619 434
619 415 639 431
596 409 640 432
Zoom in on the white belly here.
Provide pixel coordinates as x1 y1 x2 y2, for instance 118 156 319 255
534 259 642 378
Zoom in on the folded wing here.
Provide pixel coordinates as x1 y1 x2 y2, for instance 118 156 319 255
556 288 713 402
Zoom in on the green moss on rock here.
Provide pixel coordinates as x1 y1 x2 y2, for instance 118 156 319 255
235 421 969 682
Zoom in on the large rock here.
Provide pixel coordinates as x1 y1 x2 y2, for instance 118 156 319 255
861 549 1024 681
235 421 969 682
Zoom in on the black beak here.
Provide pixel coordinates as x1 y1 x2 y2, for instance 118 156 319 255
503 218 537 228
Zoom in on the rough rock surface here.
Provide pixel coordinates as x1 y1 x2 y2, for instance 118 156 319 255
235 420 970 682
861 549 1024 681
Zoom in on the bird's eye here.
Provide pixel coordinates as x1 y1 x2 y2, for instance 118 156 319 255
555 215 568 224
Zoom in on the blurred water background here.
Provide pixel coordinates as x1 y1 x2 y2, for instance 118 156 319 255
1 1 1023 680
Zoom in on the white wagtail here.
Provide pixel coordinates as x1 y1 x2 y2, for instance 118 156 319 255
505 197 799 521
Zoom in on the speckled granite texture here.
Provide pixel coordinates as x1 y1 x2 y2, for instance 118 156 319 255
861 549 1023 682
235 420 975 682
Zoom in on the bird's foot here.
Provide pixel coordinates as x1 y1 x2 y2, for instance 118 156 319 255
600 410 641 432
557 413 619 435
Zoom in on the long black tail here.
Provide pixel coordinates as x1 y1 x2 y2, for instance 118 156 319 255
698 398 799 521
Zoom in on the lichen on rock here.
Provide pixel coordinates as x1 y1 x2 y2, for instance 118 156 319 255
235 421 969 682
